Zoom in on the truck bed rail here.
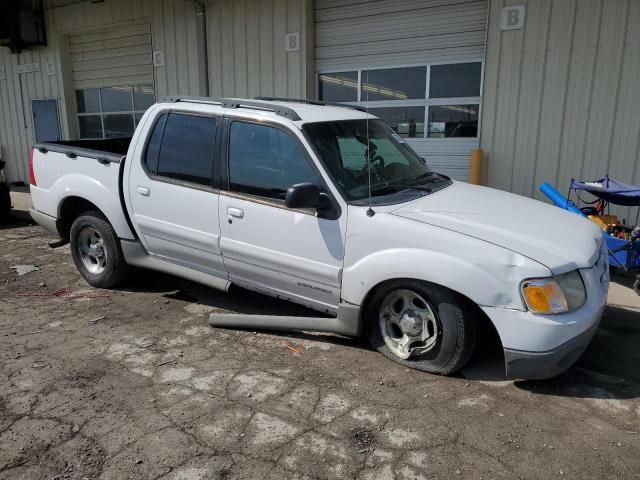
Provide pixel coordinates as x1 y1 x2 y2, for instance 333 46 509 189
34 138 130 164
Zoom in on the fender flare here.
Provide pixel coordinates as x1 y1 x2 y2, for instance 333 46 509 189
341 248 522 310
52 174 134 239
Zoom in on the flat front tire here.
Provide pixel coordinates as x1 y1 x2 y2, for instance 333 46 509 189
367 280 478 375
69 211 129 289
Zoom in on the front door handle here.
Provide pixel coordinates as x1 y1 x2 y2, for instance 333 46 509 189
227 207 244 218
137 186 150 196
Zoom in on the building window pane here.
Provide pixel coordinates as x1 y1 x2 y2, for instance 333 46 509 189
103 114 134 138
427 104 479 138
76 83 155 139
101 86 133 112
76 89 100 113
134 84 155 111
429 63 482 98
318 71 358 102
157 113 217 186
361 67 426 101
229 122 318 200
78 115 102 138
368 106 425 138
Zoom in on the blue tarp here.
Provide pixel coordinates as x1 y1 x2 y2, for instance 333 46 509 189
571 176 640 207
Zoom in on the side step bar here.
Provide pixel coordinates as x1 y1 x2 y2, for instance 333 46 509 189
121 240 231 293
209 303 362 337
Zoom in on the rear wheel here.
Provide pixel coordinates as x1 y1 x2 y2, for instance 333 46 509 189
70 211 129 288
367 280 478 375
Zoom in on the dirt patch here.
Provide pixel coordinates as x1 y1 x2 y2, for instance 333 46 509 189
352 428 376 451
1 224 640 479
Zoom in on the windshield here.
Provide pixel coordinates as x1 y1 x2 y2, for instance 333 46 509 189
303 119 451 203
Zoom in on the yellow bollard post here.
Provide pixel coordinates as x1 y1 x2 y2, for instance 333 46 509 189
469 148 483 185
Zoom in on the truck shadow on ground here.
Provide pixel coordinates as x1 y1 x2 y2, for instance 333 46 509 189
119 270 640 400
123 268 329 316
120 269 364 352
0 215 34 230
515 304 640 401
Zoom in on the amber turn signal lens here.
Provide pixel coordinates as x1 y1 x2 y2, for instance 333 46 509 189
521 279 568 314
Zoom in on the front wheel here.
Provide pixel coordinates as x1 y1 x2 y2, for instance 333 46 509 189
366 280 478 375
70 211 129 289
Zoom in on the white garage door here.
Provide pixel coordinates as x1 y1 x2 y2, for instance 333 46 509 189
315 0 488 181
68 21 155 139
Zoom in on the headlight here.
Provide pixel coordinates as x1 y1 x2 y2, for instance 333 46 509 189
555 270 587 310
521 271 586 314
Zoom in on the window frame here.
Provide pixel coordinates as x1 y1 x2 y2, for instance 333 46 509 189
76 84 155 140
221 116 340 218
140 109 221 192
316 60 484 141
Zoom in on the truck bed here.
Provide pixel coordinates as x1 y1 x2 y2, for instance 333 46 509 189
30 136 136 240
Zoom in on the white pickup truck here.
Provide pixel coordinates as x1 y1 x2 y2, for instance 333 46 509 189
29 97 609 379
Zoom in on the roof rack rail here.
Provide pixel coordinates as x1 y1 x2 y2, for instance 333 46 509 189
161 96 302 121
255 96 368 113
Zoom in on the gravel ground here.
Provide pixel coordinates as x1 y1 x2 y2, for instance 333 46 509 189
1 220 639 480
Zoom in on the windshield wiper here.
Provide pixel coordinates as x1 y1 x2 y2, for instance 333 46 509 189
370 184 433 196
412 171 435 182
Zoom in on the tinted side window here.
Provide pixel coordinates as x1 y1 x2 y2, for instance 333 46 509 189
228 122 318 200
144 113 166 174
156 113 217 186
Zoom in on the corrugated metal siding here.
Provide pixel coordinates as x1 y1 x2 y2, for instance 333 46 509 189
410 139 478 182
1 0 312 183
206 0 313 98
482 0 640 220
68 21 153 89
0 0 202 183
315 0 487 70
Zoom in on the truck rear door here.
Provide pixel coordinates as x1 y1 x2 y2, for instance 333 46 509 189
126 111 226 278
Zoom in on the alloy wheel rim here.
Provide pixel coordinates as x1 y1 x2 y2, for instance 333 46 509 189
76 226 107 275
378 288 439 359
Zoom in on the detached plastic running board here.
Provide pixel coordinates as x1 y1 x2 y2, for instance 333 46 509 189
209 304 362 337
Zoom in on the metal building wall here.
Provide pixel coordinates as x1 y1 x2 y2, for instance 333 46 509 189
481 0 640 220
206 0 314 98
0 0 313 184
314 0 487 70
0 0 202 183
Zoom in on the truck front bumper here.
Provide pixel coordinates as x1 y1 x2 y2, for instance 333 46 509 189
502 314 602 380
482 252 608 380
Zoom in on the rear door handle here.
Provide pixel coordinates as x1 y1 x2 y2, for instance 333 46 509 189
137 186 150 196
227 207 244 218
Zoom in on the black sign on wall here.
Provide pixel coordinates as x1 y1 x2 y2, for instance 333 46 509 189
0 0 46 54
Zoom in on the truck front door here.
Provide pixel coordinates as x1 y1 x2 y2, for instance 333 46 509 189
218 118 346 313
126 111 226 278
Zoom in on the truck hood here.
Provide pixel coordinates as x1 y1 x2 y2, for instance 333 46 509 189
391 181 602 273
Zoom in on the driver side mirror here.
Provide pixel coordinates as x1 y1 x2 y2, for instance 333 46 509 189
285 183 322 209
